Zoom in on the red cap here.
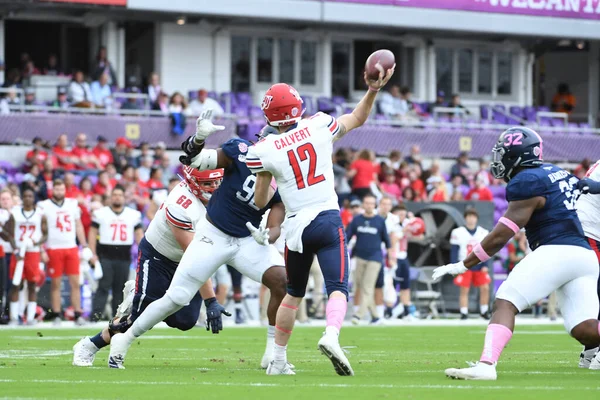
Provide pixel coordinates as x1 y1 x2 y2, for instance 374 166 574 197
116 137 133 149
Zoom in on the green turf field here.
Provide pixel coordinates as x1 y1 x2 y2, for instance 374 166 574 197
1 324 599 400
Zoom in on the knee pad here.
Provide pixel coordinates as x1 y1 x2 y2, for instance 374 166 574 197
108 316 133 336
166 286 196 307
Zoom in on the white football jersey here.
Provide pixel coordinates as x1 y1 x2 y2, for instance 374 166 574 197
0 208 12 253
38 198 81 249
394 217 411 260
145 182 206 262
92 206 142 246
577 159 600 242
12 206 44 252
246 112 340 215
450 226 489 261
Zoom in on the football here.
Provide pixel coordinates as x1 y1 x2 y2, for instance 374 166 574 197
365 49 395 80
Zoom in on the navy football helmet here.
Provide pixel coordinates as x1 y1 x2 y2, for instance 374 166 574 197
491 127 544 182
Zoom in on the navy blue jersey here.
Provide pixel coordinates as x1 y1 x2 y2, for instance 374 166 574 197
506 163 590 251
207 138 282 238
346 214 390 262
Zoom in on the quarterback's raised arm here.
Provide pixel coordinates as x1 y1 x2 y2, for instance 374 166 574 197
266 202 285 244
334 67 394 142
254 171 274 210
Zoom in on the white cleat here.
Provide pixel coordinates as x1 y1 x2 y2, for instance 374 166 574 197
317 333 354 376
73 337 99 367
108 333 131 369
445 361 497 380
266 361 296 375
579 347 598 369
261 353 295 370
589 351 600 370
116 280 136 318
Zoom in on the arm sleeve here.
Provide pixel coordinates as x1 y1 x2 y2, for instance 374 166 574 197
450 244 459 264
245 144 269 174
381 220 391 248
506 172 546 202
165 205 193 231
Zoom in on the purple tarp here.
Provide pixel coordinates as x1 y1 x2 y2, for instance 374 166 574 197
0 114 598 162
325 0 600 21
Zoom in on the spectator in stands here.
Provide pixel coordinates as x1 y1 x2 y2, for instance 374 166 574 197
67 70 93 107
380 171 402 202
22 60 40 80
168 92 188 114
137 155 154 182
72 133 101 171
112 137 135 173
426 176 448 202
408 168 426 200
79 177 93 205
475 158 493 186
25 137 49 169
551 83 575 114
188 89 224 117
63 172 81 198
153 142 167 165
92 46 118 85
402 186 418 202
24 88 38 106
379 85 404 119
404 145 422 166
159 154 175 186
41 158 57 197
43 54 63 76
450 151 471 185
466 176 493 201
93 170 113 196
90 73 112 108
146 72 161 104
348 149 378 200
447 175 468 201
152 91 169 114
382 150 403 171
53 134 77 171
21 164 46 201
5 88 20 105
3 68 21 88
146 167 164 190
120 87 142 111
428 90 446 114
449 94 470 116
50 86 69 110
134 142 151 168
333 151 351 204
92 136 113 169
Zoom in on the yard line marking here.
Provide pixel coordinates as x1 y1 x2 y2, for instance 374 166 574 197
0 350 71 359
406 370 582 375
469 330 564 335
0 379 598 391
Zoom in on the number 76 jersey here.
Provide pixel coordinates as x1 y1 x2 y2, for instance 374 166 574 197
246 112 340 215
506 163 589 251
38 198 81 250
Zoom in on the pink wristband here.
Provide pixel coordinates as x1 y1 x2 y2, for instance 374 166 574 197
473 243 491 262
498 217 520 235
368 86 380 92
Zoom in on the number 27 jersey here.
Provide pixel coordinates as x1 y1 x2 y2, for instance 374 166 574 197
506 163 589 251
246 112 340 215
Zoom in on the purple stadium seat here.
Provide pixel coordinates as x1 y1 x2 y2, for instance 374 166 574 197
207 91 218 100
248 105 263 119
523 106 537 121
317 97 336 113
479 104 490 120
536 106 550 112
246 120 264 139
188 90 198 101
509 106 524 119
236 92 253 107
301 96 315 115
235 107 249 118
332 96 345 106
220 92 237 113
489 185 505 199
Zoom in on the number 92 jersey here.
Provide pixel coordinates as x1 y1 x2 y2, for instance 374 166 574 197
206 138 282 238
506 163 589 251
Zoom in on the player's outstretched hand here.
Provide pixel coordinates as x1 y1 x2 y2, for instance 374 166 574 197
245 222 270 246
204 297 231 334
364 64 395 92
195 109 225 142
576 178 600 195
432 261 467 282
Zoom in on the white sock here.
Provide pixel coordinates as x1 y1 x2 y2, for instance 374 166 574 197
9 302 19 322
130 295 182 339
353 305 359 315
325 326 339 337
26 302 37 323
273 343 287 364
266 325 275 353
460 307 468 315
480 304 489 314
376 305 384 319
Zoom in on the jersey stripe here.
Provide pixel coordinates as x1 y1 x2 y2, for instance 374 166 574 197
329 118 340 136
165 208 193 230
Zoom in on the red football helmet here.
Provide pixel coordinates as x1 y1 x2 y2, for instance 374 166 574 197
183 166 224 203
406 217 426 236
261 83 305 127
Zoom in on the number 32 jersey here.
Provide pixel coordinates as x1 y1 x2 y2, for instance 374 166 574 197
246 112 339 215
38 198 80 250
506 163 589 251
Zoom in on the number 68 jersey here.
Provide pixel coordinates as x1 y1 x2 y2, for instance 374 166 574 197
506 163 589 251
145 181 207 263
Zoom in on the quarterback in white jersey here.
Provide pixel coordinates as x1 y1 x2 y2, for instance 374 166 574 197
8 188 47 325
37 179 88 324
245 65 394 375
575 160 600 368
450 208 491 320
73 168 226 367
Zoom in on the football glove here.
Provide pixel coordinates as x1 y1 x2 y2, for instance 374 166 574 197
576 178 600 195
195 109 225 142
432 261 467 282
245 222 270 246
204 297 231 334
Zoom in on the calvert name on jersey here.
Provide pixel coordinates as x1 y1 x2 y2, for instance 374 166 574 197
145 181 206 264
577 159 600 242
38 198 80 250
246 112 340 215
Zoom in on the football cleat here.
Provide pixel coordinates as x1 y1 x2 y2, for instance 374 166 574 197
580 347 598 369
116 280 136 318
73 337 98 367
445 361 497 380
589 351 600 370
369 318 384 326
480 311 491 320
266 361 296 375
318 333 354 376
351 315 360 325
261 352 295 369
108 333 131 369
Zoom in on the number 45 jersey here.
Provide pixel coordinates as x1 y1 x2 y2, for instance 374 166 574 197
206 138 282 238
506 163 589 251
